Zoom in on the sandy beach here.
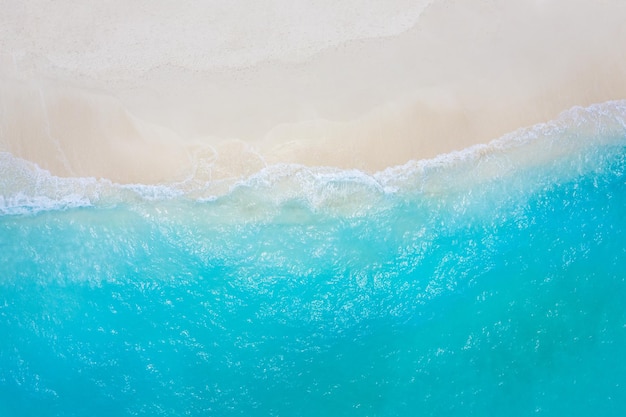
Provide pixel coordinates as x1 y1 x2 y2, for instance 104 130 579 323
1 0 626 184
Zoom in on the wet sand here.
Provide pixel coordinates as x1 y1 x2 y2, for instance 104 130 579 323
1 0 626 184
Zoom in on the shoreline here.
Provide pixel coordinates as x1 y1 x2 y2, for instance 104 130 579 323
1 99 625 216
1 0 626 184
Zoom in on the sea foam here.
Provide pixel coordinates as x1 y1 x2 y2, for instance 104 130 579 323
2 100 625 218
1 100 625 416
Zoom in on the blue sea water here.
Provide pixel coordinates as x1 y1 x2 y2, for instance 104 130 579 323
1 102 626 416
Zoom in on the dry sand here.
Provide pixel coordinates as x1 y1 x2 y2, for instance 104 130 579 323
1 0 625 184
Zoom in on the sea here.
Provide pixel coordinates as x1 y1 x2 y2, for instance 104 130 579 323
1 100 625 416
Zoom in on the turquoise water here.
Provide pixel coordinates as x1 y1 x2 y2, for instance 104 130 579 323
1 102 626 416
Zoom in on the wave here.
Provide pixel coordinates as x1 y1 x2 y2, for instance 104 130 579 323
1 100 625 217
1 102 626 417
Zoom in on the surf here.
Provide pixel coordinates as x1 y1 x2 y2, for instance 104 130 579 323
1 100 626 415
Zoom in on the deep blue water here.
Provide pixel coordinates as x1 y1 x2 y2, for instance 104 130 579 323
1 102 626 416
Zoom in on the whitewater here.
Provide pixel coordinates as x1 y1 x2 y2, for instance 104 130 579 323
3 0 626 414
1 100 626 416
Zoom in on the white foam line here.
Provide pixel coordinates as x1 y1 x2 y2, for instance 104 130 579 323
2 100 625 216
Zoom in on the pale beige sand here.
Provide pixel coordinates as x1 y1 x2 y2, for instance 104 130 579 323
1 0 625 184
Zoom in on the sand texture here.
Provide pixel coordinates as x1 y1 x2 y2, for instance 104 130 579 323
1 0 626 184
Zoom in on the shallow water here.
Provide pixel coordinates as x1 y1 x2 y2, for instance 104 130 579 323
1 102 626 416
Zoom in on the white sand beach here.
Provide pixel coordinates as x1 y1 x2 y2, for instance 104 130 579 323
1 0 626 184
